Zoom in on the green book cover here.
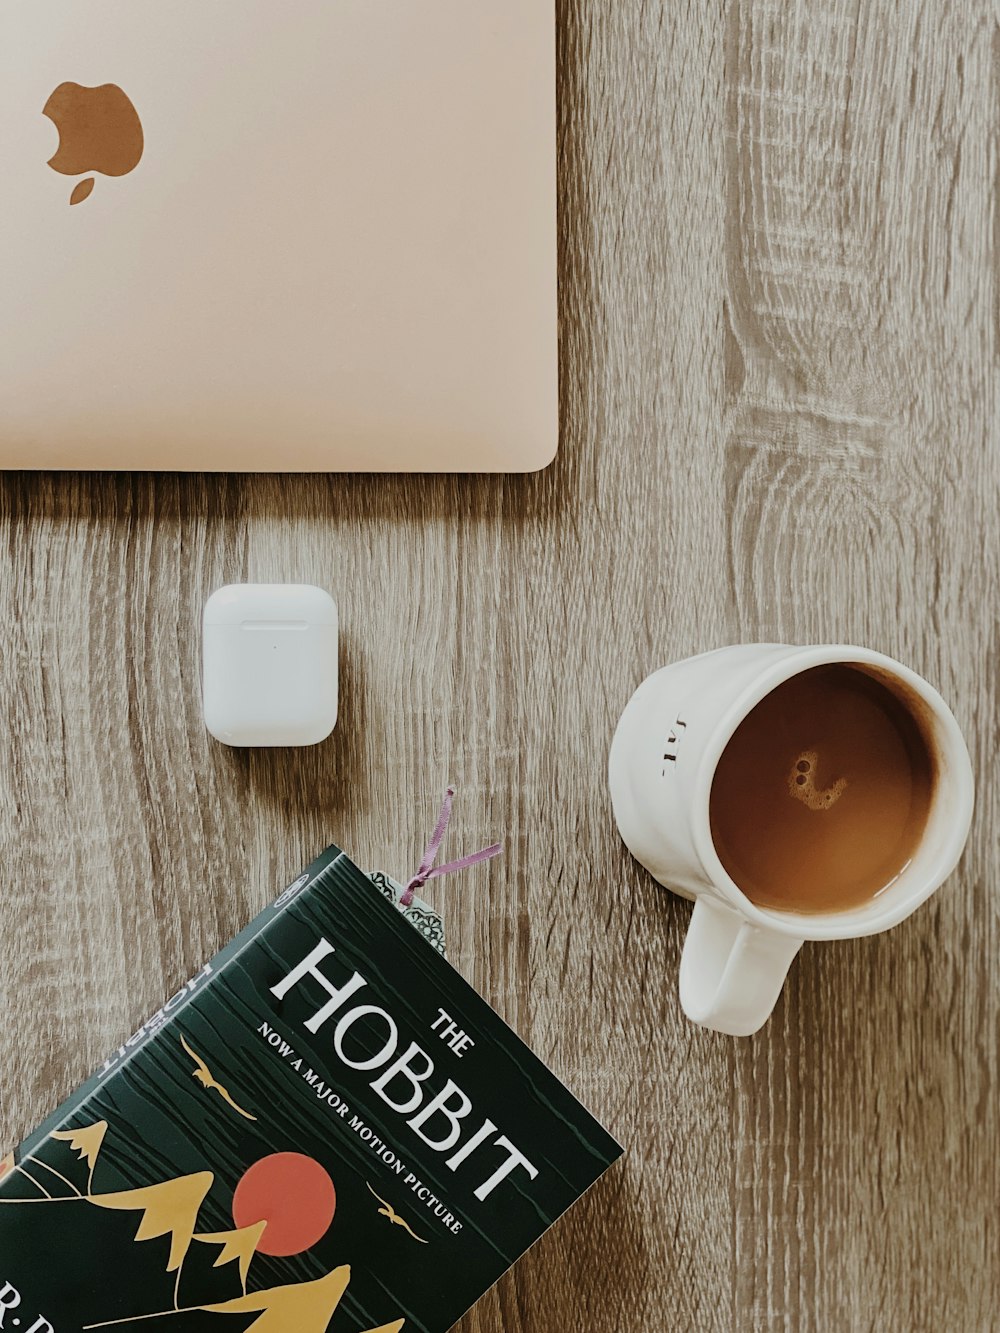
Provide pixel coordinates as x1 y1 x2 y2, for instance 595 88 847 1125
0 847 622 1333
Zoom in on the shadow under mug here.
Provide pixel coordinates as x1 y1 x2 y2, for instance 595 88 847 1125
608 644 975 1036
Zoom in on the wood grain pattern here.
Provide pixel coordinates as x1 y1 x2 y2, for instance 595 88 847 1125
1 1 997 1328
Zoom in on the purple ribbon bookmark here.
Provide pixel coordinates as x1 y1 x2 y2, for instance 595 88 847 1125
400 787 503 908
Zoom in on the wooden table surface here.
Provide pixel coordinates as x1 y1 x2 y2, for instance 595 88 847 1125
1 2 997 1328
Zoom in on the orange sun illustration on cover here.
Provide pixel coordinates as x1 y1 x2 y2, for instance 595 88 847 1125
232 1152 337 1257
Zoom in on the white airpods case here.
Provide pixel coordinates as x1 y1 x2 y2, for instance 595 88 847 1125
203 584 339 747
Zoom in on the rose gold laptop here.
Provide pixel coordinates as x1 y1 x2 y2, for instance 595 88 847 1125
1 3 556 471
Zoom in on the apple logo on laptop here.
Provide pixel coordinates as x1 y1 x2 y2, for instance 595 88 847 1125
43 82 144 206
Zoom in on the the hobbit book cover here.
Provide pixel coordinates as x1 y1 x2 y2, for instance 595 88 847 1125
0 847 622 1332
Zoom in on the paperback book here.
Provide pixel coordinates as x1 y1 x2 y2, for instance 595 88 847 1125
0 846 622 1332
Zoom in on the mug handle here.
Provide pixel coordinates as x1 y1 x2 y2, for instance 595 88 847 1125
679 897 803 1036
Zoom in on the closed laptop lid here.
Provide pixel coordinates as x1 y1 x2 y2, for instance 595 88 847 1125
0 2 556 471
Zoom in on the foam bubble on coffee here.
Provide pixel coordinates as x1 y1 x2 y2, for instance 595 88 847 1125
788 750 848 811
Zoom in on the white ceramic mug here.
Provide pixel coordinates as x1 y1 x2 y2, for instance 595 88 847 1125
608 645 974 1037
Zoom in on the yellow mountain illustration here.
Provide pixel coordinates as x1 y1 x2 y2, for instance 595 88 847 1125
83 1263 406 1331
194 1220 267 1292
0 1152 52 1200
53 1122 108 1192
202 1264 352 1331
91 1172 214 1273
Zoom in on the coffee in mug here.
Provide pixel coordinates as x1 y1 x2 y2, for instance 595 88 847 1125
709 664 936 915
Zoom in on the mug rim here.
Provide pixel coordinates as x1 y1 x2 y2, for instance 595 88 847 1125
690 644 975 941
